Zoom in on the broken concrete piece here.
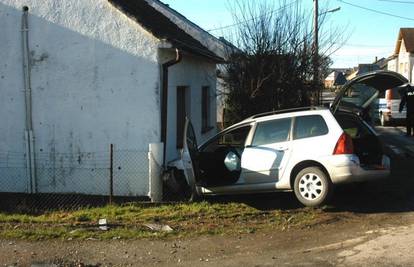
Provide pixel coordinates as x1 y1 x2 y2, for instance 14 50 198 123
98 218 109 231
144 223 173 232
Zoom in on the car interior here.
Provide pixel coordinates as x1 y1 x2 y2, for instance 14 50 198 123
198 125 251 186
334 111 384 168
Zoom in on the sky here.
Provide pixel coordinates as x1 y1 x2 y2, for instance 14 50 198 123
161 0 414 68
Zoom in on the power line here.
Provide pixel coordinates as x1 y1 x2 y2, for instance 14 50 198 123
377 0 414 4
337 0 414 21
206 0 300 32
342 43 394 48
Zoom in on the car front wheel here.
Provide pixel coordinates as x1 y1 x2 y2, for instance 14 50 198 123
293 167 332 207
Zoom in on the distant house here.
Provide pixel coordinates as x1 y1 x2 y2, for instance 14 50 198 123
373 57 392 70
346 64 381 81
0 0 228 198
387 28 414 83
324 70 347 88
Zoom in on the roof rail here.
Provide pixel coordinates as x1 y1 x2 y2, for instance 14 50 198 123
247 106 325 120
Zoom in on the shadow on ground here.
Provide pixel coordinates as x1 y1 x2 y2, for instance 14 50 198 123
206 157 414 214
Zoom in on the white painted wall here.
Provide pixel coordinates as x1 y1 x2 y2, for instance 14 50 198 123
388 58 398 72
0 0 162 196
389 39 414 83
397 40 413 82
0 0 220 196
159 50 218 162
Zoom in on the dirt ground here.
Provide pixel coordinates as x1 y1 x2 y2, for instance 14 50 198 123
1 127 414 267
2 185 414 267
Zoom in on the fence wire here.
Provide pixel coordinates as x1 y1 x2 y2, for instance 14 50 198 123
0 149 150 212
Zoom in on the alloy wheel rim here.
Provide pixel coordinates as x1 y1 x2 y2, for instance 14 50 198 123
298 173 324 201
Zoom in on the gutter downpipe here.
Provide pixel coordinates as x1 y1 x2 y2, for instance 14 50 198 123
22 6 36 193
161 48 182 168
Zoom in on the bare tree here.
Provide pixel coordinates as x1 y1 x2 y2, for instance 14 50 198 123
220 0 347 125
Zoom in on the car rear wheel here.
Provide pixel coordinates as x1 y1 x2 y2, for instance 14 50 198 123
293 167 332 207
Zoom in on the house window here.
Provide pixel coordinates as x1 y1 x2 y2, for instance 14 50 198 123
202 86 213 133
176 86 189 148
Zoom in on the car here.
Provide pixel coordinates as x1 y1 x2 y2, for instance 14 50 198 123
375 86 407 126
168 70 407 207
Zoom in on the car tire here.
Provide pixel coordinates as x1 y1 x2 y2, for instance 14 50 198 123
173 169 201 202
181 179 202 202
293 167 332 207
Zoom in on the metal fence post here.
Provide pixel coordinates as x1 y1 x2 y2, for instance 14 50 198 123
109 144 114 205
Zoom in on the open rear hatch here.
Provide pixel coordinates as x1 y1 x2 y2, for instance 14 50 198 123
331 70 408 116
331 71 407 169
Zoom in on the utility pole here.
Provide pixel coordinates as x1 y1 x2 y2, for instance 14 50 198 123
313 0 319 106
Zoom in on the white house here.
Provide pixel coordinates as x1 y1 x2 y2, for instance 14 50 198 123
387 28 414 83
0 0 226 198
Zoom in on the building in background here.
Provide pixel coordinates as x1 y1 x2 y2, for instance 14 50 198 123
388 28 414 83
347 64 381 81
324 70 347 89
0 0 227 198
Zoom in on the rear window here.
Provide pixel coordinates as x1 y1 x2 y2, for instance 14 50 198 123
293 115 329 140
340 84 377 108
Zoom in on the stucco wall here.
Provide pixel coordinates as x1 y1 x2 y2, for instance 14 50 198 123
0 0 161 195
387 58 398 72
397 40 412 82
159 50 218 162
392 39 414 83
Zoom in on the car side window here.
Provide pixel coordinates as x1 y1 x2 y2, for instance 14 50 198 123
293 115 328 140
219 126 251 146
202 126 251 152
251 118 292 146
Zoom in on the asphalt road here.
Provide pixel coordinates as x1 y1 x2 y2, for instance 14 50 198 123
376 125 414 157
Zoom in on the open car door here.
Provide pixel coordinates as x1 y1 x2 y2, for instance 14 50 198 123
331 70 408 115
181 118 200 196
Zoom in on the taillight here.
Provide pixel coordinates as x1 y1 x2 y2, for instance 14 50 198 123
333 133 354 155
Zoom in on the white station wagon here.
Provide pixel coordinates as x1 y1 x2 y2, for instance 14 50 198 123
169 70 407 206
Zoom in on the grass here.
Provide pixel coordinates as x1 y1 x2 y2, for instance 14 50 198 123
0 202 325 240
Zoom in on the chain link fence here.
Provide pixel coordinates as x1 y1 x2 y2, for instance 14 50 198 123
0 147 154 212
